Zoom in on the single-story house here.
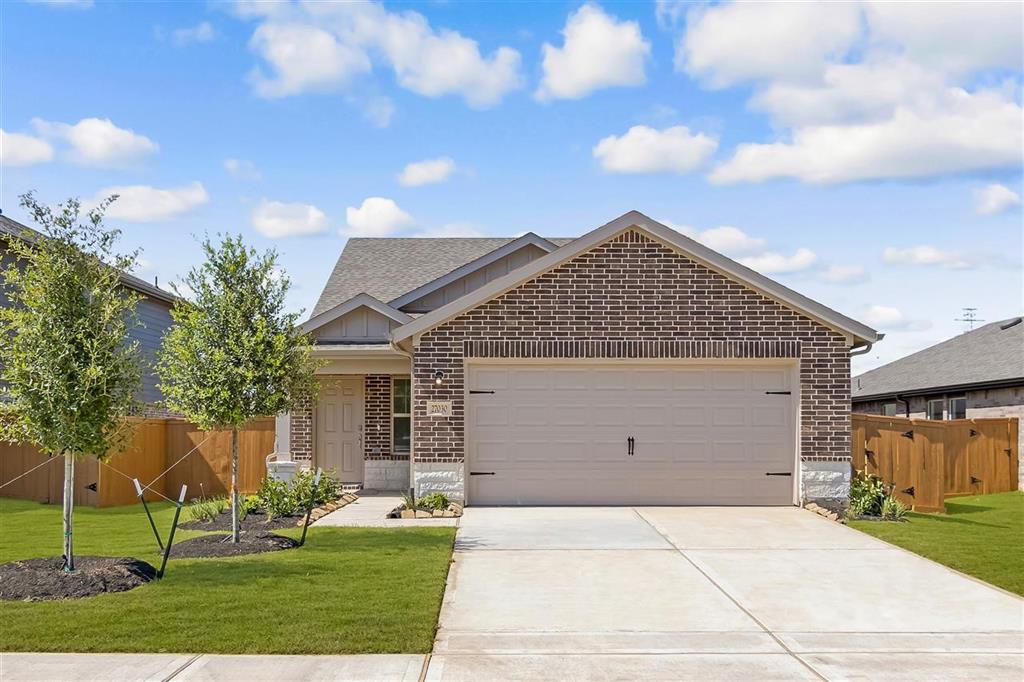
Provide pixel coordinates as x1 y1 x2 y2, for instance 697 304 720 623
279 211 879 507
852 317 1024 489
0 213 177 413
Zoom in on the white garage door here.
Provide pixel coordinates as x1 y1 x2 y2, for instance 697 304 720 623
466 363 796 505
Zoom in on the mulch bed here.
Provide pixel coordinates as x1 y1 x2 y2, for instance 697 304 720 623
180 510 300 532
170 531 298 558
0 556 156 601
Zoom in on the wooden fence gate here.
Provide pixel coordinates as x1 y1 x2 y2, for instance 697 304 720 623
852 414 1019 513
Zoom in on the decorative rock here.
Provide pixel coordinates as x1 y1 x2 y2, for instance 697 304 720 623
449 503 463 515
324 503 339 512
432 509 445 517
442 510 454 518
400 509 417 519
415 510 431 519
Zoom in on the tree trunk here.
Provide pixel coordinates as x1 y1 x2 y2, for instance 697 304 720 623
231 427 240 543
62 453 75 571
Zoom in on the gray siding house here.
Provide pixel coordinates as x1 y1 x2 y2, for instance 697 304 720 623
852 317 1024 489
0 214 177 411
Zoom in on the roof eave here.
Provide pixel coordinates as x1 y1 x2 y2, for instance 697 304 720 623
852 376 1024 402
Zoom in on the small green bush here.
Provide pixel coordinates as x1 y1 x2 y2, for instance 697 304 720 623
849 470 906 521
418 492 450 510
255 470 343 518
881 494 908 521
187 496 227 523
240 494 261 515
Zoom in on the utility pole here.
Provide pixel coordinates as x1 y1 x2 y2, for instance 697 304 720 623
954 308 985 331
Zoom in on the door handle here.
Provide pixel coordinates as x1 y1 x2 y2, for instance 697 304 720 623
627 436 635 456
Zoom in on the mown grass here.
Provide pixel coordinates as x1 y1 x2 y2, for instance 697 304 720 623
0 497 455 653
849 491 1024 596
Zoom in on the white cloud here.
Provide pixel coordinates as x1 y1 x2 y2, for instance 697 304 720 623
345 197 413 237
974 183 1021 216
173 21 215 46
90 182 208 222
679 1 862 87
672 1 1024 185
683 225 766 256
252 199 328 238
32 117 158 167
882 245 972 269
862 305 931 332
0 129 54 166
822 264 868 285
593 125 717 174
245 2 523 108
864 1 1024 76
710 90 1023 184
398 157 456 187
362 96 394 128
535 3 649 101
248 22 371 98
738 248 818 274
223 157 261 181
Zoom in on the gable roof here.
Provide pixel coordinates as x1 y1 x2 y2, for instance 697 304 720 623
392 211 880 346
0 214 176 304
300 293 411 335
312 235 574 316
852 317 1024 400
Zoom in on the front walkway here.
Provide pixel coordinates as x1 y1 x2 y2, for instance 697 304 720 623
313 490 458 528
429 506 1024 681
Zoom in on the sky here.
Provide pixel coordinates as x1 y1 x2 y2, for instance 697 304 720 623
1 0 1021 375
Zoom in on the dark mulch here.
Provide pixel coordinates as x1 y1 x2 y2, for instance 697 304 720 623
0 556 156 601
171 531 299 558
180 510 300 532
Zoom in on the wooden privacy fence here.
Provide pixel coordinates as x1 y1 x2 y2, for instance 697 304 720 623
852 414 1019 513
0 418 276 507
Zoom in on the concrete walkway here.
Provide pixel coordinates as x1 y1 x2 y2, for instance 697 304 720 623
312 491 458 528
430 506 1024 681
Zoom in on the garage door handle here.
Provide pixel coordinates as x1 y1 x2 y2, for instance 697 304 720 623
765 472 792 476
469 471 495 476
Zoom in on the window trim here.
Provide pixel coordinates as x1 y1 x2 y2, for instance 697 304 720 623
948 395 967 420
392 375 411 453
926 398 945 420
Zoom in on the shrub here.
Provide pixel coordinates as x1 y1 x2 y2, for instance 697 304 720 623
418 492 450 510
849 470 906 520
240 494 261 515
881 495 908 521
401 491 417 510
255 470 343 518
187 496 227 523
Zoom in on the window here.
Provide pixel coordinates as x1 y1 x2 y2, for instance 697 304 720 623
927 398 944 420
882 403 899 416
392 377 411 452
949 396 967 420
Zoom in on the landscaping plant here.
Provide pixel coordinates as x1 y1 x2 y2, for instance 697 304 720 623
255 470 342 518
0 193 142 571
417 492 450 510
158 235 319 542
186 496 228 523
849 470 906 520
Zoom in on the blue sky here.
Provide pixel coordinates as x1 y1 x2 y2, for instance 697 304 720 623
2 0 1021 373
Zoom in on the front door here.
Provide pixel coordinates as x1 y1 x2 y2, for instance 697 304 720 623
317 377 364 483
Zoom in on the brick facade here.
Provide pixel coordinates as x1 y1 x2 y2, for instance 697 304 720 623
289 394 314 464
364 374 397 460
413 229 852 466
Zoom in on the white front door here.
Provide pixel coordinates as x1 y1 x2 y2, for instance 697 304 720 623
317 377 364 483
466 363 797 506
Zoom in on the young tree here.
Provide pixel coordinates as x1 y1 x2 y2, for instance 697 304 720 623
158 235 317 542
0 193 142 571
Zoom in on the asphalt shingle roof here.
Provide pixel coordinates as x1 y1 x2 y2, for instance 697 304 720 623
312 236 574 316
852 317 1024 399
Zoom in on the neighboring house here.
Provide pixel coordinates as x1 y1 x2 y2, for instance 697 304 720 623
282 211 879 508
852 317 1024 489
0 214 177 413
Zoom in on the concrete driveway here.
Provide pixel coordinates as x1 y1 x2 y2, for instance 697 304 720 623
427 507 1024 681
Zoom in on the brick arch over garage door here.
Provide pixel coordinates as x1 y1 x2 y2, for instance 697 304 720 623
412 230 851 502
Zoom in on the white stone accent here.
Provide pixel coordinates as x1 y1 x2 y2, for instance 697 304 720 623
364 460 410 491
413 461 464 500
801 460 851 503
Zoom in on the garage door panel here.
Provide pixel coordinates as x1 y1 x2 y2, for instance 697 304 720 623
467 363 795 506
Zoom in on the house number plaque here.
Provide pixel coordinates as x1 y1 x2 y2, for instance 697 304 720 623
426 401 453 417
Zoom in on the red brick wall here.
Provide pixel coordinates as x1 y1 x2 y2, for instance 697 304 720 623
289 394 314 463
364 374 397 460
413 229 851 464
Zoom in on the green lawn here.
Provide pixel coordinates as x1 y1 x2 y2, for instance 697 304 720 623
0 497 455 654
849 491 1024 596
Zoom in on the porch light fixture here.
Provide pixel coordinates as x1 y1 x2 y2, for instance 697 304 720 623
434 370 444 385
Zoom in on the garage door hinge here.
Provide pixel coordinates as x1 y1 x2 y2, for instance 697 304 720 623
764 391 791 395
469 390 495 395
469 471 496 476
765 472 792 476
